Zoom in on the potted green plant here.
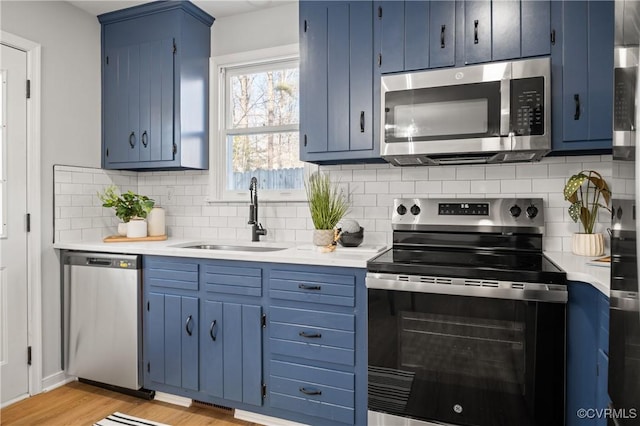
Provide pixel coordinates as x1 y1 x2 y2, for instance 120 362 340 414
563 170 612 256
98 185 155 237
305 172 350 246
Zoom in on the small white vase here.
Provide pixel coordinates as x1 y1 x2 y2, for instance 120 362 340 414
313 229 335 246
147 207 166 236
572 233 605 257
117 222 128 236
126 219 147 238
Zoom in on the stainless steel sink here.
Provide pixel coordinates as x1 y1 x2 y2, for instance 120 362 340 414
180 244 286 252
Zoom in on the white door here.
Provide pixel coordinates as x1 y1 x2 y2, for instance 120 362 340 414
0 43 29 405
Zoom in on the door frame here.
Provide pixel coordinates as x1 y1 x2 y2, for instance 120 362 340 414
0 31 42 399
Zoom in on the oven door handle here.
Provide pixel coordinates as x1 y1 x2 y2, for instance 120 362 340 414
366 273 567 303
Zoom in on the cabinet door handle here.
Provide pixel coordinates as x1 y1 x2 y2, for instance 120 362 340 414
574 94 581 120
299 331 322 338
185 314 193 336
141 130 148 148
298 284 321 291
209 319 217 341
441 25 446 48
303 19 308 33
360 111 365 133
129 131 136 148
474 20 479 44
299 387 322 396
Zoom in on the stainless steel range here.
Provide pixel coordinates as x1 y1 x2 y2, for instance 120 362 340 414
367 198 567 426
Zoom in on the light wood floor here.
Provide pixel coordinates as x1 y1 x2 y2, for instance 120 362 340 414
0 381 259 425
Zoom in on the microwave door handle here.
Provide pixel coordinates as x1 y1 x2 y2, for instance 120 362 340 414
500 78 511 138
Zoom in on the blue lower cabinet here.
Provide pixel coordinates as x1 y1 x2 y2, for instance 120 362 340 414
146 292 199 391
201 300 263 406
143 256 367 425
566 281 610 426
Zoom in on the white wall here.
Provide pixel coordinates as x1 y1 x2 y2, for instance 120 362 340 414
1 0 101 380
211 2 299 56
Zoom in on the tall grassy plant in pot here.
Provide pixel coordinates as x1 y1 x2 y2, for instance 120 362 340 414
563 170 612 256
305 172 350 246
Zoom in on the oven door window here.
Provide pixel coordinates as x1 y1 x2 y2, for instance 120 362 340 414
368 290 565 426
384 81 501 143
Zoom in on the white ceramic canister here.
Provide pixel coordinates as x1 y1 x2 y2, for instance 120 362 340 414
147 207 166 236
126 219 147 238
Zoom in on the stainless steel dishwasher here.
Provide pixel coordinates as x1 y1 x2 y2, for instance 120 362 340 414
63 251 148 396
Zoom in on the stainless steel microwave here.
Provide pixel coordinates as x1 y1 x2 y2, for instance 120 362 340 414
381 57 551 166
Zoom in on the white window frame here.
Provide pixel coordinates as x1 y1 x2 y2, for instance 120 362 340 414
208 44 315 203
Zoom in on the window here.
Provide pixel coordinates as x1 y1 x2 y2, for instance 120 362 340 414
0 70 6 238
211 45 310 202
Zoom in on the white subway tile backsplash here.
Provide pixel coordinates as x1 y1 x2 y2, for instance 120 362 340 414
55 154 613 251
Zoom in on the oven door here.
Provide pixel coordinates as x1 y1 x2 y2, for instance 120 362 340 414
367 275 566 426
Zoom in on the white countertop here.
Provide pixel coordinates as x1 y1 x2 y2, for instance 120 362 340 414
544 251 611 296
53 238 386 269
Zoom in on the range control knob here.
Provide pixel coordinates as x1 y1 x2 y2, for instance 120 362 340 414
396 204 407 215
509 205 522 218
410 204 421 215
526 205 539 219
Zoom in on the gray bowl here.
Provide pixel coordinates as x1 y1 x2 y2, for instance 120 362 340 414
338 226 364 247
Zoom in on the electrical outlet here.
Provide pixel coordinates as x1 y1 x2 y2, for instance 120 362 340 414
167 186 175 201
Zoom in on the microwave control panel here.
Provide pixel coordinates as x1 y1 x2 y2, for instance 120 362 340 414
511 77 544 136
614 67 636 131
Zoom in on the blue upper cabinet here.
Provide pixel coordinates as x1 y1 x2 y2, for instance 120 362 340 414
464 0 491 64
299 1 377 164
99 1 214 170
551 0 614 153
430 1 457 67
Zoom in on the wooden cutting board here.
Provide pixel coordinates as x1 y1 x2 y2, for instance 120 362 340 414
103 235 168 243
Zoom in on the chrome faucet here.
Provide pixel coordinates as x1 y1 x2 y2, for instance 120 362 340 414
248 177 267 242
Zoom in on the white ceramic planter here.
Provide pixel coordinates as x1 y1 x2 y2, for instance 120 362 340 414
117 222 128 236
313 229 334 246
572 233 605 257
147 207 166 236
126 219 147 238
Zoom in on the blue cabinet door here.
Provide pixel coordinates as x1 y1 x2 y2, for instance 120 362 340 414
139 39 174 163
200 300 263 406
555 0 613 152
464 0 492 64
299 1 328 155
375 1 404 73
521 0 550 58
404 1 430 71
146 292 199 391
429 1 456 68
300 1 377 163
103 46 128 165
492 0 521 61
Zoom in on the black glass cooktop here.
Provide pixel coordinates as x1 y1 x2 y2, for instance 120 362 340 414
367 248 566 285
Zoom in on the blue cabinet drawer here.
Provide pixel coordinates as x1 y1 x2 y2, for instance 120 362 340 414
202 263 262 296
145 258 199 290
269 269 355 307
270 360 355 424
270 306 355 365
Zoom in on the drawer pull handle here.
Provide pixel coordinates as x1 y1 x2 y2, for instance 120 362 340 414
298 284 321 291
299 331 322 338
185 315 193 336
209 319 217 341
299 387 322 396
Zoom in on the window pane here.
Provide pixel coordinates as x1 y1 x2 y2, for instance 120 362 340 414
229 67 299 129
226 132 304 191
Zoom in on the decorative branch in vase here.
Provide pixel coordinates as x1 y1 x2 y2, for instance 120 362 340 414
563 170 612 256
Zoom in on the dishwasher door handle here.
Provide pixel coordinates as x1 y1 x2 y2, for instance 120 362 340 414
185 314 193 336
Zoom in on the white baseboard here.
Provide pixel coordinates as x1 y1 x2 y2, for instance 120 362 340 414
42 371 75 392
153 391 192 407
1 393 30 409
235 410 308 426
